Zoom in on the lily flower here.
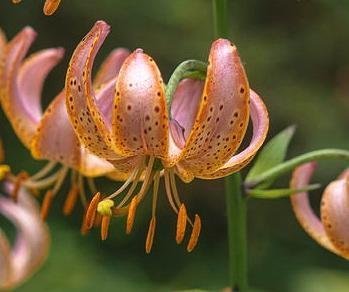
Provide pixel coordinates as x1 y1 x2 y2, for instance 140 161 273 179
66 21 269 252
11 0 61 16
0 27 129 219
290 162 349 259
0 140 49 289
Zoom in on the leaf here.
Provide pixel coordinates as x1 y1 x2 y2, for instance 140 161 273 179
248 184 321 199
245 125 296 188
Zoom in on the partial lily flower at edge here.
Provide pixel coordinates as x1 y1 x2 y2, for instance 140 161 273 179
290 162 349 259
0 26 130 220
65 20 269 252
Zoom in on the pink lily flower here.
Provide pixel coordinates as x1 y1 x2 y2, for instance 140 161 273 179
0 26 129 219
291 162 349 259
0 180 50 290
11 0 61 16
65 21 269 252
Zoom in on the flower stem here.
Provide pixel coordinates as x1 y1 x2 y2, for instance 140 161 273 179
225 173 248 291
212 0 229 38
245 148 349 188
211 0 248 290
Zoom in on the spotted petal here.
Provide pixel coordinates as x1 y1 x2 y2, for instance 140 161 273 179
65 21 119 160
111 48 169 158
290 163 347 259
93 48 129 88
197 90 269 179
177 39 250 176
321 171 349 257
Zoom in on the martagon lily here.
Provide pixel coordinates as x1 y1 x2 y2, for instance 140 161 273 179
291 162 349 259
11 0 61 16
0 26 129 220
66 20 269 252
0 140 49 290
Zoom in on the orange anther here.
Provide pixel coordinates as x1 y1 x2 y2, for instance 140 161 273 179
176 204 187 244
126 196 138 234
101 215 111 241
145 217 156 254
187 214 201 252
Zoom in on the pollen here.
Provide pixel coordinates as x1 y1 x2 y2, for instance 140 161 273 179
62 184 80 216
187 214 201 252
145 217 156 254
41 190 54 220
84 192 101 229
97 199 114 216
0 165 10 181
126 196 138 234
176 203 187 244
101 215 111 240
43 0 62 15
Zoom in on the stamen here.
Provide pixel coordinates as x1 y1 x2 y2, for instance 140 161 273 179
176 204 187 244
152 172 160 217
135 156 155 204
101 215 111 240
145 217 156 254
164 170 178 214
41 190 54 220
43 0 61 15
51 167 69 196
107 167 139 200
169 169 181 207
78 173 87 207
87 177 98 195
22 170 61 190
187 214 201 252
84 192 101 229
118 157 154 208
11 171 28 202
94 213 102 228
62 183 79 216
30 161 57 181
126 196 138 234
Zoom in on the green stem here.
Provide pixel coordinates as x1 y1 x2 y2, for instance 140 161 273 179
225 173 248 291
213 0 229 38
245 149 349 188
212 0 248 290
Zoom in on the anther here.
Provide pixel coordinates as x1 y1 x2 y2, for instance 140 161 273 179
62 184 79 216
176 204 187 244
0 165 10 181
126 196 138 234
101 215 111 240
84 192 101 229
43 0 61 15
41 190 54 220
187 214 201 252
145 217 156 254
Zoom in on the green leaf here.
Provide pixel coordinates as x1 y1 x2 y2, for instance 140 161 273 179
245 125 296 188
248 184 321 199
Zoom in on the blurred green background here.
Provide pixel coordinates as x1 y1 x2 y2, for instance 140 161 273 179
1 0 349 291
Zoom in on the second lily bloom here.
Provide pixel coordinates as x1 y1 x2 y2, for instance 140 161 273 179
65 20 269 252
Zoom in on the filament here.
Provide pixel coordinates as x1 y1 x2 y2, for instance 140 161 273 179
107 167 139 200
78 173 87 207
87 177 98 195
30 161 57 181
164 170 178 214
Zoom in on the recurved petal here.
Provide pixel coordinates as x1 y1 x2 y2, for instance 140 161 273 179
18 48 65 124
290 163 346 259
0 187 49 288
0 230 11 289
321 176 349 257
65 20 119 160
195 90 269 179
0 29 6 57
93 48 130 88
31 91 81 168
178 39 250 176
0 27 37 148
170 78 204 148
112 49 168 158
